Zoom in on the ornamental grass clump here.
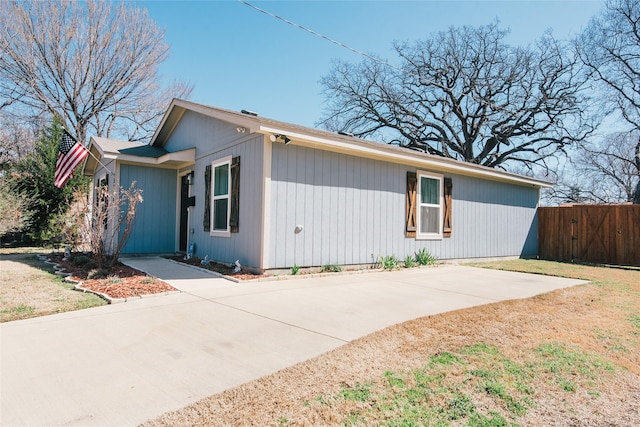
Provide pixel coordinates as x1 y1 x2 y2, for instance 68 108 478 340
404 255 416 268
415 248 438 266
380 255 400 270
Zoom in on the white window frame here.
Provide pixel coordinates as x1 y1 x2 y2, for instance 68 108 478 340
416 170 443 240
210 155 232 237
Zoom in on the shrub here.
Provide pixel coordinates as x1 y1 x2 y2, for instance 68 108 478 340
404 255 416 268
72 255 91 266
87 268 110 279
380 255 400 270
321 264 342 273
291 264 301 275
107 275 122 284
415 248 438 266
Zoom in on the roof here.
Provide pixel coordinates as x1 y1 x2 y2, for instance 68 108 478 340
83 136 195 175
152 98 553 189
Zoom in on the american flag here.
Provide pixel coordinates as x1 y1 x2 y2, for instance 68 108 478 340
54 129 89 188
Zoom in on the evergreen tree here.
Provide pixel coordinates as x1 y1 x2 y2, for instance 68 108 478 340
6 117 89 243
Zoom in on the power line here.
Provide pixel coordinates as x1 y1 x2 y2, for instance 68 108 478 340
235 0 402 73
235 0 517 116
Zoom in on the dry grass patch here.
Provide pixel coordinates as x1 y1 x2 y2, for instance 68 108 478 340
142 260 640 427
0 252 106 322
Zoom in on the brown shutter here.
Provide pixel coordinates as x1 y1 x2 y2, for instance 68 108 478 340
406 171 417 237
443 177 452 237
204 165 211 232
230 156 240 233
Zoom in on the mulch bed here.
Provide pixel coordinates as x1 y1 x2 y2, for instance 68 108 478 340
47 253 177 299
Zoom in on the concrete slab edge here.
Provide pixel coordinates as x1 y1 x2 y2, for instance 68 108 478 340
162 258 230 280
161 257 441 283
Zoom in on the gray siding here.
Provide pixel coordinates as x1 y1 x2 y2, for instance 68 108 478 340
120 164 177 254
268 143 539 269
163 111 267 268
180 134 265 269
160 110 241 152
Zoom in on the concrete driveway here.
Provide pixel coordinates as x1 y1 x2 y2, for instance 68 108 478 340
0 258 586 427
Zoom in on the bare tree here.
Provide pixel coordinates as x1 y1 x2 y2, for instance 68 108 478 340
319 23 595 171
576 132 640 204
0 176 32 235
578 0 640 130
576 0 640 203
0 0 192 144
0 112 44 169
542 132 640 205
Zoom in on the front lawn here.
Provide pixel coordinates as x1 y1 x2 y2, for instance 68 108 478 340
143 259 640 426
0 250 107 322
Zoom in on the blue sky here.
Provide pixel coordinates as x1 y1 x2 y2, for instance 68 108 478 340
144 0 604 128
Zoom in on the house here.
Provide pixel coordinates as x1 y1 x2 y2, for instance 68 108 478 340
84 98 552 272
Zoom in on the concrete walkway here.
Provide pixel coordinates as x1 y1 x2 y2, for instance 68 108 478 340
0 258 587 427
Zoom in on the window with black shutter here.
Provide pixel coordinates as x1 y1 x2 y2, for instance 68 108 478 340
205 155 240 236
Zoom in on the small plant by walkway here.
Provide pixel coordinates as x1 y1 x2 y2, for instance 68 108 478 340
415 248 438 266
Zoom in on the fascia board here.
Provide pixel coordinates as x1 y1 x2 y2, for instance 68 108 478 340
259 125 553 189
176 100 259 132
157 148 196 164
116 148 195 167
83 141 102 175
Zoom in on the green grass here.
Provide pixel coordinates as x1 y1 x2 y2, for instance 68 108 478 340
340 383 372 402
141 259 639 426
429 351 462 366
630 314 640 331
535 342 614 389
0 304 36 317
313 339 616 426
0 252 106 322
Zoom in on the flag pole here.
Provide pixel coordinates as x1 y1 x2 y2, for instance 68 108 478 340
64 128 111 174
85 144 111 173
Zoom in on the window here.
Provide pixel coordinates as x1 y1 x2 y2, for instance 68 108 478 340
210 156 232 236
416 171 443 240
204 156 240 235
406 171 452 239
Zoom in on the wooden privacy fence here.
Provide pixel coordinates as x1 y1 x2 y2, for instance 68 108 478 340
538 204 640 267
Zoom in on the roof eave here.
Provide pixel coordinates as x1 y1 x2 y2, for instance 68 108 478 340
258 125 553 189
149 99 552 189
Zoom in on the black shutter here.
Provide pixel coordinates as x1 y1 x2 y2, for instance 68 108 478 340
204 165 211 232
230 156 240 233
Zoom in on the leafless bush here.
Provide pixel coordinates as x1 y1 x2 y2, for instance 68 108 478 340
63 182 142 270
